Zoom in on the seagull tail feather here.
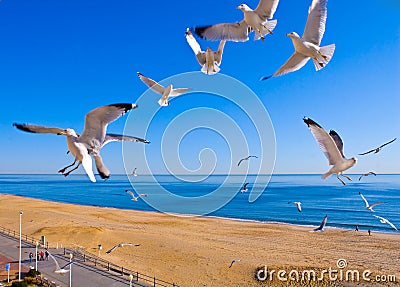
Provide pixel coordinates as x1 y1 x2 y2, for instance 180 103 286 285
201 64 220 75
321 171 332 180
313 44 336 71
254 19 277 40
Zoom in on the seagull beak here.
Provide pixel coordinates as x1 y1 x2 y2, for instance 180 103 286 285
286 33 290 37
57 131 65 135
236 5 241 9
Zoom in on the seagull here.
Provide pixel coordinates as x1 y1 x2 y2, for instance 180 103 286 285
312 215 328 232
289 201 302 212
261 0 335 80
13 104 149 182
193 0 280 42
358 138 396 156
48 253 74 275
358 171 377 181
359 192 383 212
229 259 241 268
125 189 148 201
185 29 226 75
132 168 138 177
237 155 258 166
241 182 249 193
303 117 357 185
373 215 398 231
106 243 140 254
137 72 191 106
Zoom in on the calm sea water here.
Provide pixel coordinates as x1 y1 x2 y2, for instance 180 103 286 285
0 174 399 234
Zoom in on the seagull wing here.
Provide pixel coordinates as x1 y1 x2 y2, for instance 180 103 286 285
106 245 119 254
13 123 65 135
243 183 249 189
193 20 250 42
378 138 397 149
302 0 327 45
102 134 150 147
125 190 135 198
60 261 74 270
137 72 165 95
369 202 383 209
255 0 280 20
358 149 375 156
120 243 140 247
267 52 310 78
185 29 206 65
48 253 61 271
374 215 398 231
229 260 235 268
214 40 226 65
303 118 343 165
80 104 137 150
359 192 369 207
385 219 398 231
170 88 191 97
93 155 110 180
315 215 327 231
329 130 345 158
237 158 245 166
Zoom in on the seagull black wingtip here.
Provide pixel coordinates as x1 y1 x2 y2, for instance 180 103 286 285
303 117 322 128
260 75 272 81
13 123 36 133
193 25 211 39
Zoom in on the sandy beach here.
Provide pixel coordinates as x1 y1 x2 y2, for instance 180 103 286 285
0 194 399 287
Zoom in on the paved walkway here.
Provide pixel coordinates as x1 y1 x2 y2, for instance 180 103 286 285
0 232 150 287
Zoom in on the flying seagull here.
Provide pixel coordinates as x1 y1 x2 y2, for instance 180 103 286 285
359 192 383 212
303 117 357 185
229 259 241 268
261 0 335 80
193 0 280 42
185 29 226 75
137 72 191 106
289 201 302 212
13 104 149 182
132 168 138 177
237 155 258 166
373 215 398 231
106 243 140 254
358 171 377 181
125 190 148 201
48 253 74 275
358 138 396 156
241 182 249 193
312 215 328 232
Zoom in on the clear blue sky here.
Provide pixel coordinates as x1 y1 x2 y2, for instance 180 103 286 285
0 0 399 175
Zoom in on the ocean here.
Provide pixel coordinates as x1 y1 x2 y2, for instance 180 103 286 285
0 174 399 234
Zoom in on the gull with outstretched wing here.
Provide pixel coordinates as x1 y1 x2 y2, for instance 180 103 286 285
358 138 396 156
106 243 140 254
359 192 383 212
373 215 398 231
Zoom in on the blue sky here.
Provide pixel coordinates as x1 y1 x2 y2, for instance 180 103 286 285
0 0 399 175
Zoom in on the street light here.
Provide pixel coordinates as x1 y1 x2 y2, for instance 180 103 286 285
35 241 39 272
129 274 133 287
98 244 102 257
69 253 73 287
18 211 23 281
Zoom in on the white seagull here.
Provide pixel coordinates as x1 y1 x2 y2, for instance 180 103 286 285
125 189 148 201
303 117 357 185
106 243 140 254
237 155 258 166
132 168 138 177
312 215 328 232
185 29 226 75
289 201 302 212
358 171 377 181
137 72 191 106
48 253 74 275
13 104 149 182
358 138 397 156
229 259 241 268
359 192 383 212
241 182 249 193
261 0 335 80
373 215 398 231
193 0 280 42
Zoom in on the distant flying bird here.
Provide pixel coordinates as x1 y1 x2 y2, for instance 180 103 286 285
358 171 377 181
48 253 74 275
289 201 302 212
125 190 148 201
303 117 357 185
358 138 396 156
132 168 138 177
313 215 328 232
193 0 280 42
106 243 140 254
137 72 191 106
241 182 249 193
13 104 149 182
229 259 241 268
261 0 335 80
373 215 398 231
237 155 258 166
185 29 226 75
359 192 383 212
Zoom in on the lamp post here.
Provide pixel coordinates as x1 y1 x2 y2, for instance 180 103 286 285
98 244 102 257
18 211 23 281
69 253 73 287
35 241 39 272
129 274 133 287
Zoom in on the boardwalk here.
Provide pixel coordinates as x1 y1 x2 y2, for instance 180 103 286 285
0 231 154 287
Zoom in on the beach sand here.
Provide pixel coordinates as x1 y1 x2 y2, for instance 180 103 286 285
0 194 399 287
